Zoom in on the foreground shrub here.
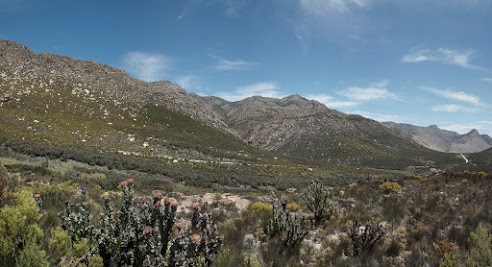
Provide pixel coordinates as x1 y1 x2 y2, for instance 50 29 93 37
347 220 385 256
305 181 331 225
60 178 223 267
0 191 48 267
466 223 492 267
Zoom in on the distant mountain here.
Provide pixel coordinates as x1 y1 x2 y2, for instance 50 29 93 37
0 40 460 169
382 122 492 153
205 95 458 167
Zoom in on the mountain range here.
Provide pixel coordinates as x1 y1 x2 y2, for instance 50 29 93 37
382 122 492 153
0 40 484 169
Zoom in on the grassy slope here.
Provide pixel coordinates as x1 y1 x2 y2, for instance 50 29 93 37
0 78 279 164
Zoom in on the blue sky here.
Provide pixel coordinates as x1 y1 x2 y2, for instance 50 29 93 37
2 0 492 135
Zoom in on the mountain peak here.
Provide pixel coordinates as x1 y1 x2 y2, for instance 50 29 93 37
383 122 492 153
282 94 306 101
468 129 480 136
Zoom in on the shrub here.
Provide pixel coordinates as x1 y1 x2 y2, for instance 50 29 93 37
305 181 331 225
60 179 223 267
286 202 301 212
48 227 72 265
266 202 310 248
379 182 401 194
0 191 48 267
466 223 492 267
347 220 385 256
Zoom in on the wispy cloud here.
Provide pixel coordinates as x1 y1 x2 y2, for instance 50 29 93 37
178 0 248 20
339 80 400 101
222 0 248 18
441 121 492 135
122 52 172 82
306 94 360 108
353 111 403 122
299 0 366 15
216 82 284 101
481 77 492 83
175 75 196 90
432 104 478 113
214 58 258 71
402 48 489 72
424 87 482 106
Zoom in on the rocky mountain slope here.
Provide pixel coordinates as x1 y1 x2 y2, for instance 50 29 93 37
382 122 492 153
205 95 459 167
0 40 460 168
0 40 266 163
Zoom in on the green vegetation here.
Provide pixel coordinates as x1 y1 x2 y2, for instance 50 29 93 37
0 191 48 267
305 181 331 224
1 142 492 266
379 181 402 193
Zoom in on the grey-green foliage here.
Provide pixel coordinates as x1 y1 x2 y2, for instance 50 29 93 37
60 180 222 267
347 220 385 256
305 181 331 224
266 201 310 247
169 205 223 267
466 223 492 267
60 195 93 240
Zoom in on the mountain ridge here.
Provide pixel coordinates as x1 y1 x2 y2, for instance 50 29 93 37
0 40 462 169
382 122 492 153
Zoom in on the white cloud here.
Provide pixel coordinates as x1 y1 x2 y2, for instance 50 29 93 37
216 82 284 101
339 80 400 101
175 75 196 90
424 87 482 106
402 48 488 72
353 111 402 122
306 94 360 108
214 58 257 71
432 104 478 113
441 121 492 135
481 77 492 83
122 52 172 82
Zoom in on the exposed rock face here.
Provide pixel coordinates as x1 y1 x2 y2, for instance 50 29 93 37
382 122 492 153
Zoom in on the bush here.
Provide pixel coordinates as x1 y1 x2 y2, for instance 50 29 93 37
305 181 331 224
379 182 401 193
286 202 301 212
0 191 48 267
247 201 273 228
60 179 223 267
466 223 492 266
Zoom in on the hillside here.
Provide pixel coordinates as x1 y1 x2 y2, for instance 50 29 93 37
0 40 461 170
208 95 460 168
0 40 273 164
382 122 492 153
